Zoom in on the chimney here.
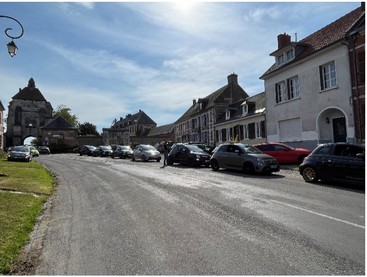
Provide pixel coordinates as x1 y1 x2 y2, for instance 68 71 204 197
193 99 197 105
277 33 291 49
227 73 238 84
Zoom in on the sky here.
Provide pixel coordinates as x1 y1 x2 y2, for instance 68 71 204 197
0 1 361 133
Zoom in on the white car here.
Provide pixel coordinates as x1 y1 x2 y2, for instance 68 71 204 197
132 144 161 162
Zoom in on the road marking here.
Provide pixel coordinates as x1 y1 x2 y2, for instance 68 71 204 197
270 199 365 229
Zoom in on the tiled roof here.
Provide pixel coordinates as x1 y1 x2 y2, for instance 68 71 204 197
41 115 77 129
113 110 156 128
216 92 265 124
261 6 364 78
175 76 249 123
12 78 48 101
147 123 175 137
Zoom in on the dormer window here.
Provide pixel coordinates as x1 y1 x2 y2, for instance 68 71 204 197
276 48 295 66
242 104 248 116
225 110 231 120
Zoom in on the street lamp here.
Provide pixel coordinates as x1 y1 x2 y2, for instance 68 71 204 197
0 15 24 57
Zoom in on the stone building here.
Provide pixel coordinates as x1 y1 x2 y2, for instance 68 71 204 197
174 73 249 146
40 115 79 148
103 109 157 146
5 78 53 147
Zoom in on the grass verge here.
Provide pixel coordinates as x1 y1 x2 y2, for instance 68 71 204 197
0 154 54 274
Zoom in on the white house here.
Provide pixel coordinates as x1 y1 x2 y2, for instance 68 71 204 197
260 7 364 150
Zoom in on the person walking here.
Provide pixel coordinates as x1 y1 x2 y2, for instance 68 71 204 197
163 142 169 167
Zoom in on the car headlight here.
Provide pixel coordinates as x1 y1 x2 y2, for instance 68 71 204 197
256 158 265 166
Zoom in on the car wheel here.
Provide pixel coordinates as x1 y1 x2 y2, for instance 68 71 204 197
243 162 255 174
156 158 161 162
132 155 135 161
302 166 318 183
167 158 173 166
141 155 147 162
211 160 219 171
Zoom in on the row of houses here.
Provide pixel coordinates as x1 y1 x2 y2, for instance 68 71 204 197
0 5 364 151
103 5 365 150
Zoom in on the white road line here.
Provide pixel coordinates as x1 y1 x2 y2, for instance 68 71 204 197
270 199 365 229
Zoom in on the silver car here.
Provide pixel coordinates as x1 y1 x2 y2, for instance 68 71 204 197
132 144 161 162
210 143 280 174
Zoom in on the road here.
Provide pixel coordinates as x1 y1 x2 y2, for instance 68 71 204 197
30 153 364 275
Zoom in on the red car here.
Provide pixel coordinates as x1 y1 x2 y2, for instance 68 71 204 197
253 142 311 164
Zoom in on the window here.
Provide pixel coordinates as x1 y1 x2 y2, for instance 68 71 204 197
275 81 287 103
243 124 249 139
226 110 231 120
277 54 285 65
287 76 300 99
286 49 294 60
320 61 337 90
255 122 262 138
276 76 300 103
242 104 248 116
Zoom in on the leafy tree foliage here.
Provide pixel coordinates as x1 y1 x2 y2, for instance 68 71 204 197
53 104 79 127
79 122 100 136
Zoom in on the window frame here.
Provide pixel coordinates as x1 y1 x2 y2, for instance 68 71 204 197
320 61 337 91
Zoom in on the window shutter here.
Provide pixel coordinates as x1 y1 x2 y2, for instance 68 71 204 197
279 118 301 141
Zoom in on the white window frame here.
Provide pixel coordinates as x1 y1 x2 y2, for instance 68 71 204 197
320 61 337 90
226 110 231 120
255 122 262 139
276 81 287 103
287 76 300 99
243 124 249 140
242 104 248 116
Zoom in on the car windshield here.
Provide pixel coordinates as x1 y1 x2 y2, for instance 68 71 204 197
87 146 96 150
186 145 204 152
120 146 131 150
142 145 156 151
100 146 111 150
239 144 263 154
13 146 29 152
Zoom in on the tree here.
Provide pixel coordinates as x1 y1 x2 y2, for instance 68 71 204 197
53 104 79 127
79 122 100 136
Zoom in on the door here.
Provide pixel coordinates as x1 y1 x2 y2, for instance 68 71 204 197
332 117 346 143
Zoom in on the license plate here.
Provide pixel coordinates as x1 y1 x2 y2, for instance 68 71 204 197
270 165 278 169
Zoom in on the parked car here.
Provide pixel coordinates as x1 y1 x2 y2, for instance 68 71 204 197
210 143 280 174
93 145 113 157
79 145 96 156
30 146 40 157
299 143 365 185
7 145 32 162
132 144 161 162
253 142 311 164
38 146 50 155
111 145 133 159
167 143 211 167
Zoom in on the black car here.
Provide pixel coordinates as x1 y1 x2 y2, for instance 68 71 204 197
79 145 97 156
299 143 365 185
38 145 50 155
167 144 211 167
111 145 133 159
93 145 113 157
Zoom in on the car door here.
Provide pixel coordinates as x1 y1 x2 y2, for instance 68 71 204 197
224 145 243 170
333 145 365 183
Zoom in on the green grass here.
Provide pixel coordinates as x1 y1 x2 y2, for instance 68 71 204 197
0 157 54 274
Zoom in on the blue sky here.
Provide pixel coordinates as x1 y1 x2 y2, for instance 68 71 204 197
0 1 361 132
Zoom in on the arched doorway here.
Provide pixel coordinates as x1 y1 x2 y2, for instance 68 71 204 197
23 136 38 146
317 107 347 144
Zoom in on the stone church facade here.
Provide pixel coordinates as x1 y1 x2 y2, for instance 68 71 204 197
5 78 53 147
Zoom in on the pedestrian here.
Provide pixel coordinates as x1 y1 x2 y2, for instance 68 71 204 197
163 141 168 167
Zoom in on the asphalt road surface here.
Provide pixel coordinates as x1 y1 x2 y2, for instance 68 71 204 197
30 154 364 275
